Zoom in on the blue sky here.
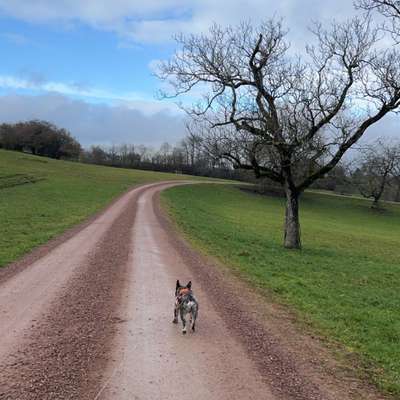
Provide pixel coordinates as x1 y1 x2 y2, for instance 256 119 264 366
0 1 397 147
0 9 183 147
0 15 173 105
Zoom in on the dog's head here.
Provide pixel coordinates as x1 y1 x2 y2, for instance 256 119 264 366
175 280 192 297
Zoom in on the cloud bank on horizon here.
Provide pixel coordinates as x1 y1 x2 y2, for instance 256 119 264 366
0 0 397 147
0 93 185 147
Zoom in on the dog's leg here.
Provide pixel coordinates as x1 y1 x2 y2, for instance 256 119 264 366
172 303 178 324
180 308 187 334
191 308 197 332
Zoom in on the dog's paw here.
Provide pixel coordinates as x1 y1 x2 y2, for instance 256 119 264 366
172 319 178 324
182 330 187 335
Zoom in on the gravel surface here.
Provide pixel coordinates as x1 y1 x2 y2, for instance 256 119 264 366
0 181 390 400
97 182 275 400
0 183 159 399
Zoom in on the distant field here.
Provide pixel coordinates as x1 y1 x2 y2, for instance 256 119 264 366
0 149 206 267
162 184 400 396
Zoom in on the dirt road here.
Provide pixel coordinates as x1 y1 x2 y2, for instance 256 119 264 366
0 182 386 400
95 183 274 400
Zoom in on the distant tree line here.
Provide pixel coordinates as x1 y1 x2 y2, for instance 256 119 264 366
254 139 400 208
0 119 247 180
1 119 399 206
80 137 248 181
0 120 81 160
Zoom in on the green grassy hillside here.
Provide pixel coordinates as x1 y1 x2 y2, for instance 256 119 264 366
0 149 201 267
162 184 400 396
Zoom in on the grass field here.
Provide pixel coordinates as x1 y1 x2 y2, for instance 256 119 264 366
0 149 205 268
162 184 400 396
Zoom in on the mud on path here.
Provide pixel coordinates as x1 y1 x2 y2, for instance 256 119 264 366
0 182 389 400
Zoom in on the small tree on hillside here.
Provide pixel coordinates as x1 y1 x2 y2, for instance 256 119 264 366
393 162 400 201
158 17 400 249
354 140 400 208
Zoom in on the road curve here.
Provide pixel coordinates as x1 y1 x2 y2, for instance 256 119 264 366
0 181 383 400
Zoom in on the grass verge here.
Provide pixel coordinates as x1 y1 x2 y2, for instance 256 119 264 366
161 183 400 397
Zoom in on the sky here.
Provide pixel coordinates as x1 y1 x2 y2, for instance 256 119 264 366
0 0 398 148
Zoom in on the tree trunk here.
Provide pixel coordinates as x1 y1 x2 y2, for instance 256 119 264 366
371 174 389 209
371 196 380 209
395 183 400 203
284 186 301 249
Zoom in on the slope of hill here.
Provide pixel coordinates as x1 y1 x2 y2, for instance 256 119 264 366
0 149 201 267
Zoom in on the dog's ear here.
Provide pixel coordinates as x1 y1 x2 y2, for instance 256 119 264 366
186 281 192 289
176 280 181 290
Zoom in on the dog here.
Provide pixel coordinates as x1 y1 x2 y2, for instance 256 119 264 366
172 280 199 334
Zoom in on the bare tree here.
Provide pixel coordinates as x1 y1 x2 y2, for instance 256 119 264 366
354 140 400 207
136 144 149 162
108 144 119 166
356 0 400 41
158 17 400 249
185 121 213 165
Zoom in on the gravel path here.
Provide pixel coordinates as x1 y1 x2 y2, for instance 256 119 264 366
0 181 388 400
96 182 274 400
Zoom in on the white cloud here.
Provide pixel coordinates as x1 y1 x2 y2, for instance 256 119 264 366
0 32 29 45
0 93 186 147
0 0 358 45
0 74 180 116
0 91 397 150
0 0 186 24
0 91 397 149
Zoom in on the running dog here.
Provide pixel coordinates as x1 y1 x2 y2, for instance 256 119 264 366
172 280 199 334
